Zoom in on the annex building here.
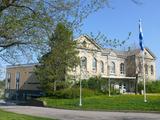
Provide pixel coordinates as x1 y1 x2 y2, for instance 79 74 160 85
5 35 156 100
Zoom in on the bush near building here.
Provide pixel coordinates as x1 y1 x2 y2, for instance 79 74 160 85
49 88 96 99
80 77 120 95
138 80 160 93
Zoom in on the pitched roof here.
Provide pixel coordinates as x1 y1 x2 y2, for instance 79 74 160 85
76 35 156 59
145 47 156 59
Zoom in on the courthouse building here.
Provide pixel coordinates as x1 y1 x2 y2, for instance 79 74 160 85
5 35 156 99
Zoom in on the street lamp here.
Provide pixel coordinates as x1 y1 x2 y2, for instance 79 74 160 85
79 75 82 106
107 64 111 97
108 76 111 97
79 66 83 106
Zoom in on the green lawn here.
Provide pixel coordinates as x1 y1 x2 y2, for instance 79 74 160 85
40 94 160 112
0 110 55 120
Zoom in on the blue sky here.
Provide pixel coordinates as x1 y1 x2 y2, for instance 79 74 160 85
81 0 160 79
1 0 160 80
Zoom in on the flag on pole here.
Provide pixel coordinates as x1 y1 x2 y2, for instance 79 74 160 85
139 19 144 51
139 19 147 102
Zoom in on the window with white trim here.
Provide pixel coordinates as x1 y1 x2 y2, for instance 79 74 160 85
100 61 104 73
145 64 148 75
92 58 97 71
151 65 154 75
80 57 87 69
120 63 125 75
6 73 11 89
110 62 115 74
16 72 20 90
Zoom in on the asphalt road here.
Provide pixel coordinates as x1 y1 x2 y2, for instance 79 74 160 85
1 106 160 120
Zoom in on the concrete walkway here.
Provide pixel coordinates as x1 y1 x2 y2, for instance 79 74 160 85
1 106 160 120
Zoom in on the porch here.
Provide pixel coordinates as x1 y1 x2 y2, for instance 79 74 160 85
101 75 137 93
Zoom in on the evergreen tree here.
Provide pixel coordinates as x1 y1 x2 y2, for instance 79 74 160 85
35 23 79 94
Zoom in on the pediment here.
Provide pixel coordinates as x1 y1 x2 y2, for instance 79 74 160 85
144 48 156 59
136 48 156 60
109 51 117 57
76 35 102 51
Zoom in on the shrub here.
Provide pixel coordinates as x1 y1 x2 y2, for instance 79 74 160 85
74 77 119 95
51 88 96 99
138 81 160 93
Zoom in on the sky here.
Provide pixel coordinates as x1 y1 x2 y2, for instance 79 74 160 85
1 0 160 79
80 0 160 79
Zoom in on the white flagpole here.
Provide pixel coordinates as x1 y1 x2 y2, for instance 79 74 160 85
142 50 147 102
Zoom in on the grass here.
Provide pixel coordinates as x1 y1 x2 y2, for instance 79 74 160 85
40 94 160 112
0 109 55 120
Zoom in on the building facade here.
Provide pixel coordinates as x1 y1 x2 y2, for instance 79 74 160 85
5 35 156 99
5 64 42 100
70 35 156 92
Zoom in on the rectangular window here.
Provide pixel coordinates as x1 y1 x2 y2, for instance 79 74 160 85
6 73 11 89
145 64 148 75
28 72 33 77
110 62 115 74
16 72 20 90
151 65 154 75
6 73 11 82
92 58 97 71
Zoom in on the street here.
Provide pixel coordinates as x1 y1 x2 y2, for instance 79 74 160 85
1 105 160 120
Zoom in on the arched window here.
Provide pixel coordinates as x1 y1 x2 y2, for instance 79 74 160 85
110 62 115 74
92 58 97 71
80 57 87 69
100 61 104 73
145 64 148 75
120 63 125 74
151 65 154 75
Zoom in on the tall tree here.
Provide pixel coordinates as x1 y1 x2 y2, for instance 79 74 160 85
35 23 79 93
0 0 142 64
0 0 108 64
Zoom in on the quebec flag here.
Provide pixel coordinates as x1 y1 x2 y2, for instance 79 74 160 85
139 19 144 51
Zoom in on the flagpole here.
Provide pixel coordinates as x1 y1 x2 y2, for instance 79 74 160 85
139 19 147 102
143 50 147 102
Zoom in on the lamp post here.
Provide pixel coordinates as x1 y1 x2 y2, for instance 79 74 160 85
108 76 111 97
79 67 82 106
79 76 82 106
107 63 111 97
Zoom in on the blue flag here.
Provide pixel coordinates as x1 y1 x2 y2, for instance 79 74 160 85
139 19 144 51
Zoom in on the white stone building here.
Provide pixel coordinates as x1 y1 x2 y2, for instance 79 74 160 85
70 35 156 92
